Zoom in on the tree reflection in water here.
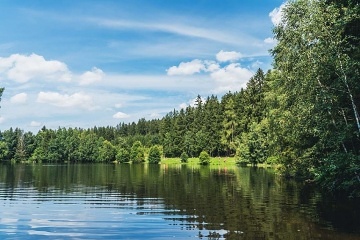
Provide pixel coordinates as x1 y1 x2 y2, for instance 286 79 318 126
0 163 359 239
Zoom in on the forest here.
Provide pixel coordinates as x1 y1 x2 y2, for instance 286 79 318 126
0 0 359 196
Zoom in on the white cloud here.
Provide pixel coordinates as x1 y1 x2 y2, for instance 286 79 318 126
210 63 253 93
264 37 276 44
216 50 242 62
79 67 104 85
0 53 71 83
0 117 5 124
91 18 240 45
37 91 94 110
30 121 42 127
269 3 286 26
179 103 187 109
113 112 130 119
204 60 220 72
10 92 28 104
250 61 263 71
179 96 206 109
167 59 205 76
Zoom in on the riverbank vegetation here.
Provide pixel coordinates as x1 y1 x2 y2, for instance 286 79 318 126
0 0 359 196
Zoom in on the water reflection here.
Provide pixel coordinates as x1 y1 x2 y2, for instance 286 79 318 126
0 163 359 239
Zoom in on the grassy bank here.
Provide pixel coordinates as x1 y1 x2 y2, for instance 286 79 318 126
160 157 277 168
161 157 236 166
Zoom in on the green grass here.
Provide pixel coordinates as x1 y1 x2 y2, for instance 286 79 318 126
161 157 236 166
160 157 278 170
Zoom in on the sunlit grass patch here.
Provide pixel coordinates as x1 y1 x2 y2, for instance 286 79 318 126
161 157 236 166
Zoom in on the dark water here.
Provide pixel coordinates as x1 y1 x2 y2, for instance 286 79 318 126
0 163 359 239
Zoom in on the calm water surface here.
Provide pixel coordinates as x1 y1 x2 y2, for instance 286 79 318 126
0 163 359 239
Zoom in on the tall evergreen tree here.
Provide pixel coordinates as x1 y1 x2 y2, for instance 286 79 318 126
221 93 237 156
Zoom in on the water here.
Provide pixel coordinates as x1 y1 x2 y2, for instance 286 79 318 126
0 163 359 239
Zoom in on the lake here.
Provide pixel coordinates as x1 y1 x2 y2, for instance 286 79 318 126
0 163 359 239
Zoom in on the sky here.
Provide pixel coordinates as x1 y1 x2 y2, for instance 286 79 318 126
0 0 285 132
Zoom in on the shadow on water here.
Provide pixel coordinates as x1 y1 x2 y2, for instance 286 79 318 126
0 163 359 239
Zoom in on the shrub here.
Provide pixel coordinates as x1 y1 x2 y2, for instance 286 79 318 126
199 151 210 165
180 152 189 163
148 145 162 164
130 141 145 163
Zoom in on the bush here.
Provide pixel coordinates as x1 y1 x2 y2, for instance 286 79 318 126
148 145 162 164
266 156 280 165
180 152 189 163
130 141 145 163
116 148 130 163
235 146 250 166
199 151 210 165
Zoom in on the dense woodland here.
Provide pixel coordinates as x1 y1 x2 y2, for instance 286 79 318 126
0 0 359 196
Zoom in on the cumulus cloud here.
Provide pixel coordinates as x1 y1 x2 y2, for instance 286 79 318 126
167 59 205 76
269 2 286 26
203 60 220 72
165 50 256 93
79 67 104 85
30 121 42 127
37 91 94 110
113 111 130 119
10 92 28 104
210 63 253 93
0 116 5 124
0 53 71 83
216 50 242 62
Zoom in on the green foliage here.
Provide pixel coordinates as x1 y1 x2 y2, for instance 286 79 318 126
199 151 210 165
316 153 360 197
78 132 101 162
0 141 9 160
265 156 280 165
98 140 116 162
148 145 162 164
235 136 250 165
269 0 360 195
221 94 237 155
180 152 189 163
116 148 130 163
236 121 269 166
130 141 145 163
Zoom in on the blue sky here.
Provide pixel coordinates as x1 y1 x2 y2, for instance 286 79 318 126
0 0 284 132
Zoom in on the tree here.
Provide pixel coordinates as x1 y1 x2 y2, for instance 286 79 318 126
199 151 211 165
116 148 130 163
130 141 145 163
98 140 117 162
148 145 162 164
270 0 360 194
203 95 222 156
0 141 9 161
14 130 26 162
221 93 237 156
180 152 189 163
236 121 269 166
78 132 101 162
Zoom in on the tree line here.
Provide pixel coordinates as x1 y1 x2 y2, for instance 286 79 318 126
0 67 266 164
0 0 359 196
